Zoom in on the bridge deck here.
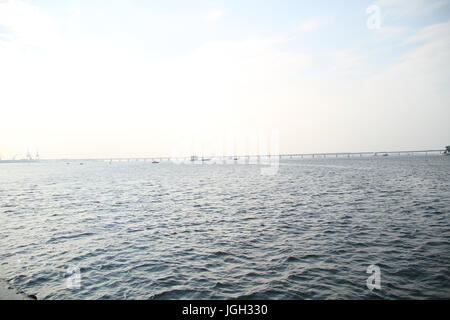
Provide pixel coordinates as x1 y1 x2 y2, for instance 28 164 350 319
50 149 445 162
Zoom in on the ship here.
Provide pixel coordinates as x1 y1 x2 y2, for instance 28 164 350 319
0 150 40 163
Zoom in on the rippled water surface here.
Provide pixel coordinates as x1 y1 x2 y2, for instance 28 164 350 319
1 156 449 299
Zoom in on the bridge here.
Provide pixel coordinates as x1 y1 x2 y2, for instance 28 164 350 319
57 149 445 163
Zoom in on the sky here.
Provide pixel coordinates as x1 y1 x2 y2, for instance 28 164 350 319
0 0 449 159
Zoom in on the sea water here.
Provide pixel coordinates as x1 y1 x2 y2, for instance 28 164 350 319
0 156 449 299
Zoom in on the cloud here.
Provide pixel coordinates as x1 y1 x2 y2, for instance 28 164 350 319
205 10 224 22
374 0 450 21
297 17 332 32
372 25 409 41
0 0 58 48
0 23 313 157
351 21 450 149
0 1 448 157
325 49 365 77
402 20 450 45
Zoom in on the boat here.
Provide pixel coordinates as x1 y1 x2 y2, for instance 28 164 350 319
443 146 450 156
0 149 40 163
190 155 198 162
382 153 388 157
152 160 159 164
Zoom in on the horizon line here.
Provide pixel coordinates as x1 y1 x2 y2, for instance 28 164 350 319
5 148 446 161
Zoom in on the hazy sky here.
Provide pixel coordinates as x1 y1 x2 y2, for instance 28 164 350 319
0 0 449 159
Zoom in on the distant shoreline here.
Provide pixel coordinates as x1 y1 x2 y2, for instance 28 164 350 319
0 148 445 163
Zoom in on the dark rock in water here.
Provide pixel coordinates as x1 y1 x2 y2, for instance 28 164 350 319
0 279 36 300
